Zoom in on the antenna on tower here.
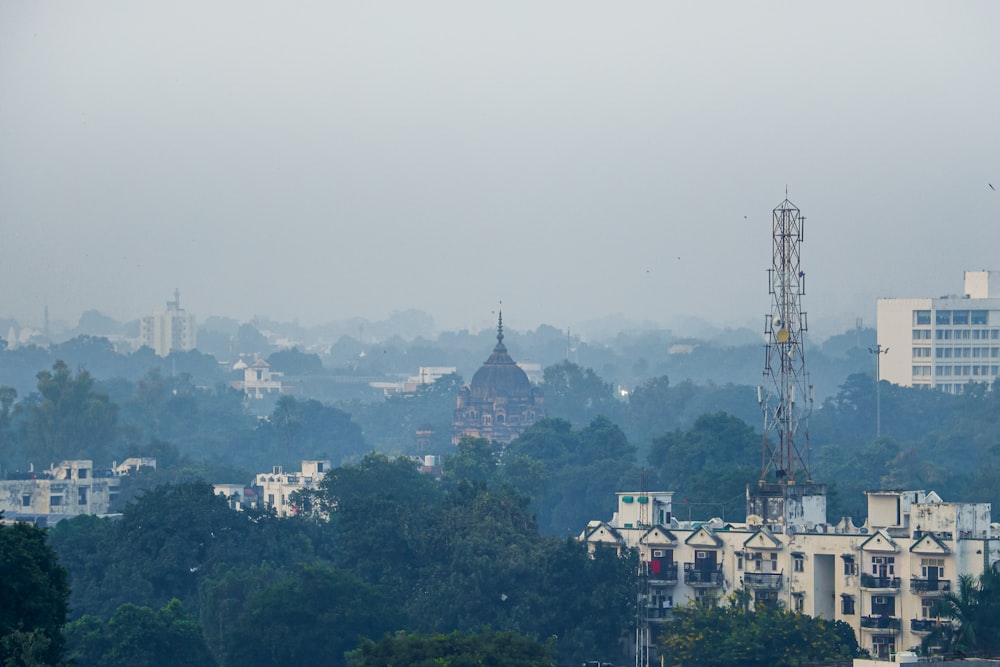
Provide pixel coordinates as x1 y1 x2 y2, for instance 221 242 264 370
759 194 813 485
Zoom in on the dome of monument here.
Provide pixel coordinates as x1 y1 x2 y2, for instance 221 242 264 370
470 314 531 400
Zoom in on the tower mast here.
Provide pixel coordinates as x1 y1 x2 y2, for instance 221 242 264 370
748 193 826 529
760 195 813 484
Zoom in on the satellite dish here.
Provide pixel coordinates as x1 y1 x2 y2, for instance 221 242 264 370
776 328 790 343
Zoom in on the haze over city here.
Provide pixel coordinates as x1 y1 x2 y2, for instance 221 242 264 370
1 2 997 337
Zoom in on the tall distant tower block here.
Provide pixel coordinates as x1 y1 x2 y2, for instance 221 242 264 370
747 196 827 529
140 289 197 357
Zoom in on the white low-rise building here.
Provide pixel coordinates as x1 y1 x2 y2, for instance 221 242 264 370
255 460 330 517
236 359 283 399
582 487 999 662
213 483 259 512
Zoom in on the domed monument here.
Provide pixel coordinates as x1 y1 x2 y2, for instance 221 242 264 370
452 313 545 444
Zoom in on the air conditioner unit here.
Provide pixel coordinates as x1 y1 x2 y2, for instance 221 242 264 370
873 557 885 564
652 550 665 558
873 596 889 604
696 551 708 559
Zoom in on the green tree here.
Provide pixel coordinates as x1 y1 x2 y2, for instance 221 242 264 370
221 564 398 667
506 417 638 535
444 435 501 485
541 361 619 426
253 396 366 468
20 360 119 465
64 598 215 667
925 563 1000 657
648 412 758 522
266 348 323 375
233 324 272 356
320 453 440 585
347 630 556 667
659 594 861 667
0 518 70 667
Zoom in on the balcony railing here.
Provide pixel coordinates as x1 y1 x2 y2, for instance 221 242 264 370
743 571 783 590
860 616 901 630
643 604 673 621
911 618 951 633
860 574 901 589
683 564 724 587
910 577 951 593
646 562 678 584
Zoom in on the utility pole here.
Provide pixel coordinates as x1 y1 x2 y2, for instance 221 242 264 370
868 344 889 438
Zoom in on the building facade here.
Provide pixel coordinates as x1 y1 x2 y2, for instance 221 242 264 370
0 460 121 522
139 289 197 357
452 314 545 444
877 271 1000 393
254 460 330 517
581 488 999 662
235 358 284 399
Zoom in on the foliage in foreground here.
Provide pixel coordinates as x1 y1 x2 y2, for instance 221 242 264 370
0 517 70 666
64 598 215 667
347 630 556 667
659 593 863 667
924 562 1000 657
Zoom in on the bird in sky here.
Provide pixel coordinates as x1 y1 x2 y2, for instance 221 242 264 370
990 183 996 191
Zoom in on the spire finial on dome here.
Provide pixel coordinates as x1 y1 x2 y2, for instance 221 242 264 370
497 304 504 343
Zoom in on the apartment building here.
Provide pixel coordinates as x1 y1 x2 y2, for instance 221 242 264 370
581 488 999 661
139 289 197 357
877 271 1000 393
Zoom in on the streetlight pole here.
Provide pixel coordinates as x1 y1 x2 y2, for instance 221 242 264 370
868 344 889 438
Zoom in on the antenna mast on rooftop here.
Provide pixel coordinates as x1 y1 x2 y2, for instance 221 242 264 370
759 195 813 485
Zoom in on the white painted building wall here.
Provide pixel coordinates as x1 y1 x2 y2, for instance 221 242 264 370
877 271 1000 392
255 460 330 517
582 488 999 661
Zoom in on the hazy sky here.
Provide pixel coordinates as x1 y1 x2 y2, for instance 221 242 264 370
1 2 997 336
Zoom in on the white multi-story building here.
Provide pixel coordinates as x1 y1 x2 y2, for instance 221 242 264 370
139 289 197 357
581 488 999 662
236 359 283 399
877 271 1000 393
255 460 331 517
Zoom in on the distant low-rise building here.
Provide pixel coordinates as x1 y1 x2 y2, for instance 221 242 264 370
255 460 330 517
370 366 458 396
232 358 284 399
0 460 122 522
213 483 259 512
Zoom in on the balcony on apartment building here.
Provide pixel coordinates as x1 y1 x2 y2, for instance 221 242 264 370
860 574 902 590
683 563 724 587
910 618 951 634
910 577 952 594
646 561 678 585
860 616 901 631
742 571 783 591
643 602 673 622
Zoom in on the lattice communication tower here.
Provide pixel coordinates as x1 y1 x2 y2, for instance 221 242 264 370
758 196 814 485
